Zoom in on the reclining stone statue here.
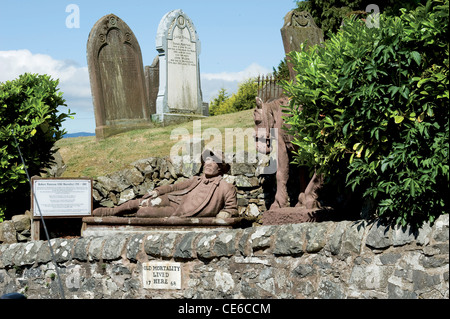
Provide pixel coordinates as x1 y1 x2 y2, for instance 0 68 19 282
93 149 238 218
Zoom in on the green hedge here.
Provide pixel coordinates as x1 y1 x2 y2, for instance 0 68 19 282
283 0 449 227
0 73 74 221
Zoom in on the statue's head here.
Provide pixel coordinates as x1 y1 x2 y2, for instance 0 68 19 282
201 149 230 175
253 97 275 155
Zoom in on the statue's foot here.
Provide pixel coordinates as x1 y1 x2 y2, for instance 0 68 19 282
92 207 116 217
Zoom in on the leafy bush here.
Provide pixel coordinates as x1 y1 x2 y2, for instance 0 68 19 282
283 0 449 228
0 73 74 221
209 79 258 116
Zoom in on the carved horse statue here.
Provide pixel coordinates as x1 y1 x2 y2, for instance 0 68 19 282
253 96 327 222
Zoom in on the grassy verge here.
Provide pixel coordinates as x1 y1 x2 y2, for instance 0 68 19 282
56 109 256 178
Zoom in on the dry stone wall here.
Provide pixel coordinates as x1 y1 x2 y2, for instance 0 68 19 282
0 214 447 299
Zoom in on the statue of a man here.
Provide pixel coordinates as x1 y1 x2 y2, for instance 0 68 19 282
93 149 238 218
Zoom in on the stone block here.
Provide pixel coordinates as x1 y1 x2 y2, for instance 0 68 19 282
144 233 162 257
103 235 128 260
16 241 44 266
392 224 416 247
118 188 136 205
52 238 74 263
326 220 350 255
196 232 218 259
273 223 308 256
366 220 392 250
213 230 241 257
1 243 22 267
36 241 53 264
432 214 449 242
12 215 31 233
126 234 145 261
174 232 198 259
306 222 331 253
341 220 366 254
88 237 106 262
160 232 180 258
0 221 17 244
249 225 276 252
73 237 91 261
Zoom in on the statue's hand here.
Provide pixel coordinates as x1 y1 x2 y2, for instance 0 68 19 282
216 211 231 219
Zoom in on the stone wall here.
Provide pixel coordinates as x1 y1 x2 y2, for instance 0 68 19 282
1 214 447 299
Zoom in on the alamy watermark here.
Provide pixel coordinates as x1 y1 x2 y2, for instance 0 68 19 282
65 4 80 29
365 4 380 28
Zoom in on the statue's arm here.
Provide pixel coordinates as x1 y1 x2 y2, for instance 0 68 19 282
219 186 238 216
153 177 197 196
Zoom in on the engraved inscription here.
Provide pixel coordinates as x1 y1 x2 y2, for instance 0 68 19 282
143 261 182 289
168 41 196 67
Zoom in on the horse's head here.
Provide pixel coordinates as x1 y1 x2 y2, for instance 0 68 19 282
253 97 275 155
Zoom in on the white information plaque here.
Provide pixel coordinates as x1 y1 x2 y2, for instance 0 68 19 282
143 261 182 289
32 178 92 217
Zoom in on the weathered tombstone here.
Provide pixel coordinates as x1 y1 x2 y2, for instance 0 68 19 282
280 10 324 81
154 9 207 125
145 55 160 116
87 13 153 139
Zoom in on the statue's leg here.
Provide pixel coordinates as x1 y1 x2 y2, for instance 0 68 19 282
136 206 176 218
270 139 289 210
136 194 177 217
296 172 323 209
93 199 141 217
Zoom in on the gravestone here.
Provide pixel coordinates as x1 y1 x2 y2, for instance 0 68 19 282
87 14 153 139
154 9 207 125
280 10 324 81
145 55 160 116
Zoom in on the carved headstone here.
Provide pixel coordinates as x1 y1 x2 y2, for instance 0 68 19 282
145 55 160 116
87 14 152 139
154 9 206 125
280 10 324 81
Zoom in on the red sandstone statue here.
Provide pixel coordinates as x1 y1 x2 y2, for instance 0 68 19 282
254 96 328 223
93 149 238 218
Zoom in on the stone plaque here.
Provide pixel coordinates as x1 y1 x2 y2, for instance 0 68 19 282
31 178 92 218
143 261 182 289
87 14 152 139
154 9 206 125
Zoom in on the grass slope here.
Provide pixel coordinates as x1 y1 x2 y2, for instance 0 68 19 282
56 109 256 178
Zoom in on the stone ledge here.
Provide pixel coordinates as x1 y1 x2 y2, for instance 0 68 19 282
81 216 251 237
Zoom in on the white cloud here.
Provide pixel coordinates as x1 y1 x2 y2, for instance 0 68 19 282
200 63 271 103
202 63 271 82
0 49 91 99
0 49 94 133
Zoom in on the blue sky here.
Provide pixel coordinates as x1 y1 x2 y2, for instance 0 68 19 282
0 0 297 133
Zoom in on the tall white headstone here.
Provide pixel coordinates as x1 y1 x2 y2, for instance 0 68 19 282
154 9 207 125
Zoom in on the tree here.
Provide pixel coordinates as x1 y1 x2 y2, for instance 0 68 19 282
283 0 449 228
295 0 424 39
0 73 74 221
209 88 230 116
209 79 258 116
